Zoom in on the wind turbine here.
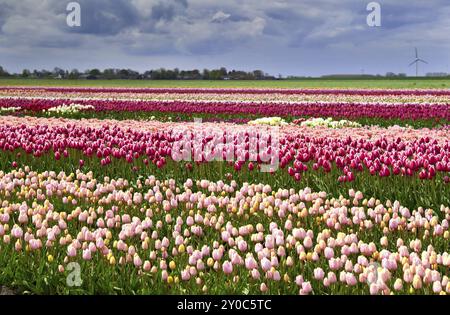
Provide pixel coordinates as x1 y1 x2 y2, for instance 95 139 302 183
409 48 428 77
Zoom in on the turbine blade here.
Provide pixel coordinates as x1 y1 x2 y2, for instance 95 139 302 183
415 48 418 58
418 59 428 64
409 60 417 66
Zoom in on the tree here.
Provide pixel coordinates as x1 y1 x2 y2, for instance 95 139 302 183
89 69 101 76
38 69 52 78
219 67 228 77
68 69 80 80
118 69 130 79
202 69 210 80
253 70 264 80
209 68 228 80
87 69 101 80
53 67 65 78
0 66 10 77
103 69 119 80
143 70 153 79
22 69 31 78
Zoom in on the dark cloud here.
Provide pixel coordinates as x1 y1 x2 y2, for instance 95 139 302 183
265 8 304 24
0 1 13 32
65 0 139 35
151 3 176 21
378 3 436 29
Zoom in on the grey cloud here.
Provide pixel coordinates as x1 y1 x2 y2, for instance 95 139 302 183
66 0 140 35
151 3 176 21
150 0 188 22
0 2 13 32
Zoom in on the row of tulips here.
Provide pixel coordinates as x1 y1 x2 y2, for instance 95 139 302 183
2 116 448 145
1 116 448 211
0 167 448 294
0 97 449 120
2 90 450 105
2 86 450 96
0 118 449 182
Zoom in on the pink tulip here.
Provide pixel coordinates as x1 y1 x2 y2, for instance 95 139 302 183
314 267 325 280
327 272 337 284
82 249 92 260
260 257 271 272
29 239 41 250
11 226 23 239
301 282 312 294
237 240 248 252
369 283 379 295
245 256 258 270
251 269 260 279
345 273 357 286
143 260 151 271
295 275 304 286
303 236 313 249
67 245 77 257
393 279 403 291
260 283 268 293
432 281 442 293
324 247 334 259
179 269 189 281
273 271 281 281
133 255 142 267
222 261 233 275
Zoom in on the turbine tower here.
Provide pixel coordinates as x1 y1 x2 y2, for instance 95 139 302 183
409 48 428 77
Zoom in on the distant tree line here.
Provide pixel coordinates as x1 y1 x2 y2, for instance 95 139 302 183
0 66 277 80
1 66 448 80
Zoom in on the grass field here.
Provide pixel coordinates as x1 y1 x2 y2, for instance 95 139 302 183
0 78 449 89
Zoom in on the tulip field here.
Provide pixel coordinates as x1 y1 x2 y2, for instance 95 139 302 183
0 85 449 295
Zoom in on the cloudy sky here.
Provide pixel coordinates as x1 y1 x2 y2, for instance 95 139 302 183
0 0 449 76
